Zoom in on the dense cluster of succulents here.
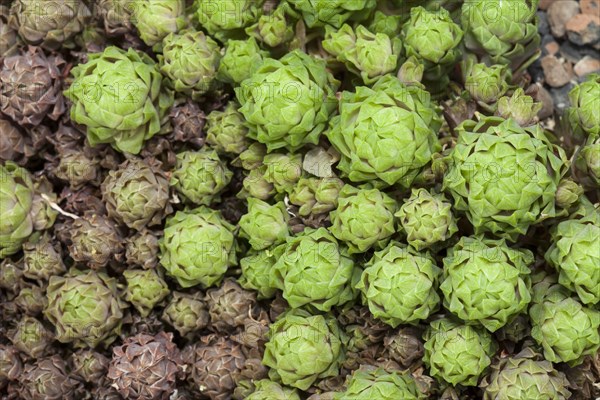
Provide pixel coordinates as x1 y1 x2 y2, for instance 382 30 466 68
1 0 599 399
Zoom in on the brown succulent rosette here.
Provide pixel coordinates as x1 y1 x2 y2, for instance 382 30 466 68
0 46 65 127
108 332 183 400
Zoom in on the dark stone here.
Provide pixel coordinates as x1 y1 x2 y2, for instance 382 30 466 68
528 58 545 83
537 11 550 36
550 82 577 115
560 41 584 64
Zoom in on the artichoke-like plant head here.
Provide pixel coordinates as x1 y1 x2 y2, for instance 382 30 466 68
102 158 172 231
356 242 441 327
159 30 221 100
161 291 209 337
323 24 402 84
529 275 600 365
239 198 290 250
206 101 250 155
217 37 269 86
567 74 600 141
338 367 427 400
188 334 247 399
396 188 458 250
195 0 265 41
480 347 571 400
159 206 237 288
108 332 183 400
496 88 542 127
423 318 498 387
65 46 174 155
326 75 441 188
239 249 279 299
44 269 128 348
245 379 301 400
286 0 376 28
9 0 91 50
1 162 57 258
0 47 66 127
246 4 295 48
236 50 339 151
19 355 78 400
68 213 124 269
272 227 356 311
1 5 20 57
402 6 463 90
263 309 346 390
329 184 397 254
443 117 568 241
289 177 344 217
461 0 541 73
545 198 600 305
463 61 511 106
441 236 534 332
123 269 170 317
169 149 233 206
96 0 136 37
131 0 185 47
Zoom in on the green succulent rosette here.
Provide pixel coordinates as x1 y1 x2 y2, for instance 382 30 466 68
239 198 290 250
396 188 458 251
443 117 568 241
262 153 304 194
289 177 344 217
206 102 250 155
217 38 269 86
123 269 170 318
195 0 265 41
461 0 541 73
245 379 301 400
131 0 185 47
574 137 600 188
567 74 600 141
8 0 91 50
170 149 233 206
329 184 397 254
326 75 441 187
441 236 534 332
464 61 511 106
402 6 463 92
272 228 356 311
368 11 403 37
356 242 441 327
1 162 57 258
496 88 542 127
545 199 600 305
246 4 295 48
44 269 128 348
263 309 346 390
338 367 427 400
286 0 376 28
480 348 572 400
235 50 339 151
239 249 279 299
101 158 172 231
424 318 497 387
65 46 174 155
529 276 600 366
159 30 221 99
159 206 237 288
240 167 276 200
161 291 209 336
323 24 402 84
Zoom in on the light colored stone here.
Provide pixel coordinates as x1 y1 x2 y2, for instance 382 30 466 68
541 55 574 87
580 0 599 15
547 1 580 37
574 56 600 77
566 14 600 45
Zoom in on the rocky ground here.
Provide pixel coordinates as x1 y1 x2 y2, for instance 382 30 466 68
530 0 599 118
